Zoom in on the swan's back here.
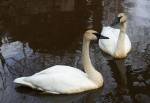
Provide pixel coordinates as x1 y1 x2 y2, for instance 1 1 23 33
99 27 119 55
99 26 131 56
14 65 98 94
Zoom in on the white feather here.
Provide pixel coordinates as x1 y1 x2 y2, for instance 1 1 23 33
14 65 97 94
99 26 131 57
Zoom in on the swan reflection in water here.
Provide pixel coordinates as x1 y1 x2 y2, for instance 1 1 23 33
108 59 128 91
15 86 103 103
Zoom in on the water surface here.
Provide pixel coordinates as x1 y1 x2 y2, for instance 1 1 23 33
0 0 149 103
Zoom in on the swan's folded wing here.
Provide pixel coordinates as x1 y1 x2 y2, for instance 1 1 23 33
23 70 97 94
99 27 120 55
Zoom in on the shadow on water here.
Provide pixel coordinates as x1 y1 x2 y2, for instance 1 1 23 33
0 0 85 53
14 86 103 103
0 0 102 54
0 0 150 103
15 86 87 103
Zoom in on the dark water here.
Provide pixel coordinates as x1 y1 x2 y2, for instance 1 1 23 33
0 0 149 103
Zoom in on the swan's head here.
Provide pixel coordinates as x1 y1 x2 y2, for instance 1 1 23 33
84 30 109 41
118 13 127 23
111 13 127 26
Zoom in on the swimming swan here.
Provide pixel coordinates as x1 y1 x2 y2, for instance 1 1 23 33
98 13 131 58
14 30 109 94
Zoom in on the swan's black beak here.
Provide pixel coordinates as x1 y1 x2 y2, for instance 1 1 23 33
111 17 121 26
93 32 109 39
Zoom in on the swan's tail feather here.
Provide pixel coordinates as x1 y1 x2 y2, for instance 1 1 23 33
14 77 34 88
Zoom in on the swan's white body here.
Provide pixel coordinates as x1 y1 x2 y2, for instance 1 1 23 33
99 26 131 58
14 65 98 94
98 13 131 58
14 30 104 94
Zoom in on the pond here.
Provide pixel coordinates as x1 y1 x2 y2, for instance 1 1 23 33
0 0 149 103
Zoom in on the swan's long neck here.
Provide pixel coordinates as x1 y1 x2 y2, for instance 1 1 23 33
120 22 127 33
114 22 127 57
82 37 103 87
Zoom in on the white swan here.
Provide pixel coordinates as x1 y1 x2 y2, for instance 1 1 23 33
14 30 109 94
98 13 131 58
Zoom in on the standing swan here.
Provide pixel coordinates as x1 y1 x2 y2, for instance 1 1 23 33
98 13 131 58
14 30 109 94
